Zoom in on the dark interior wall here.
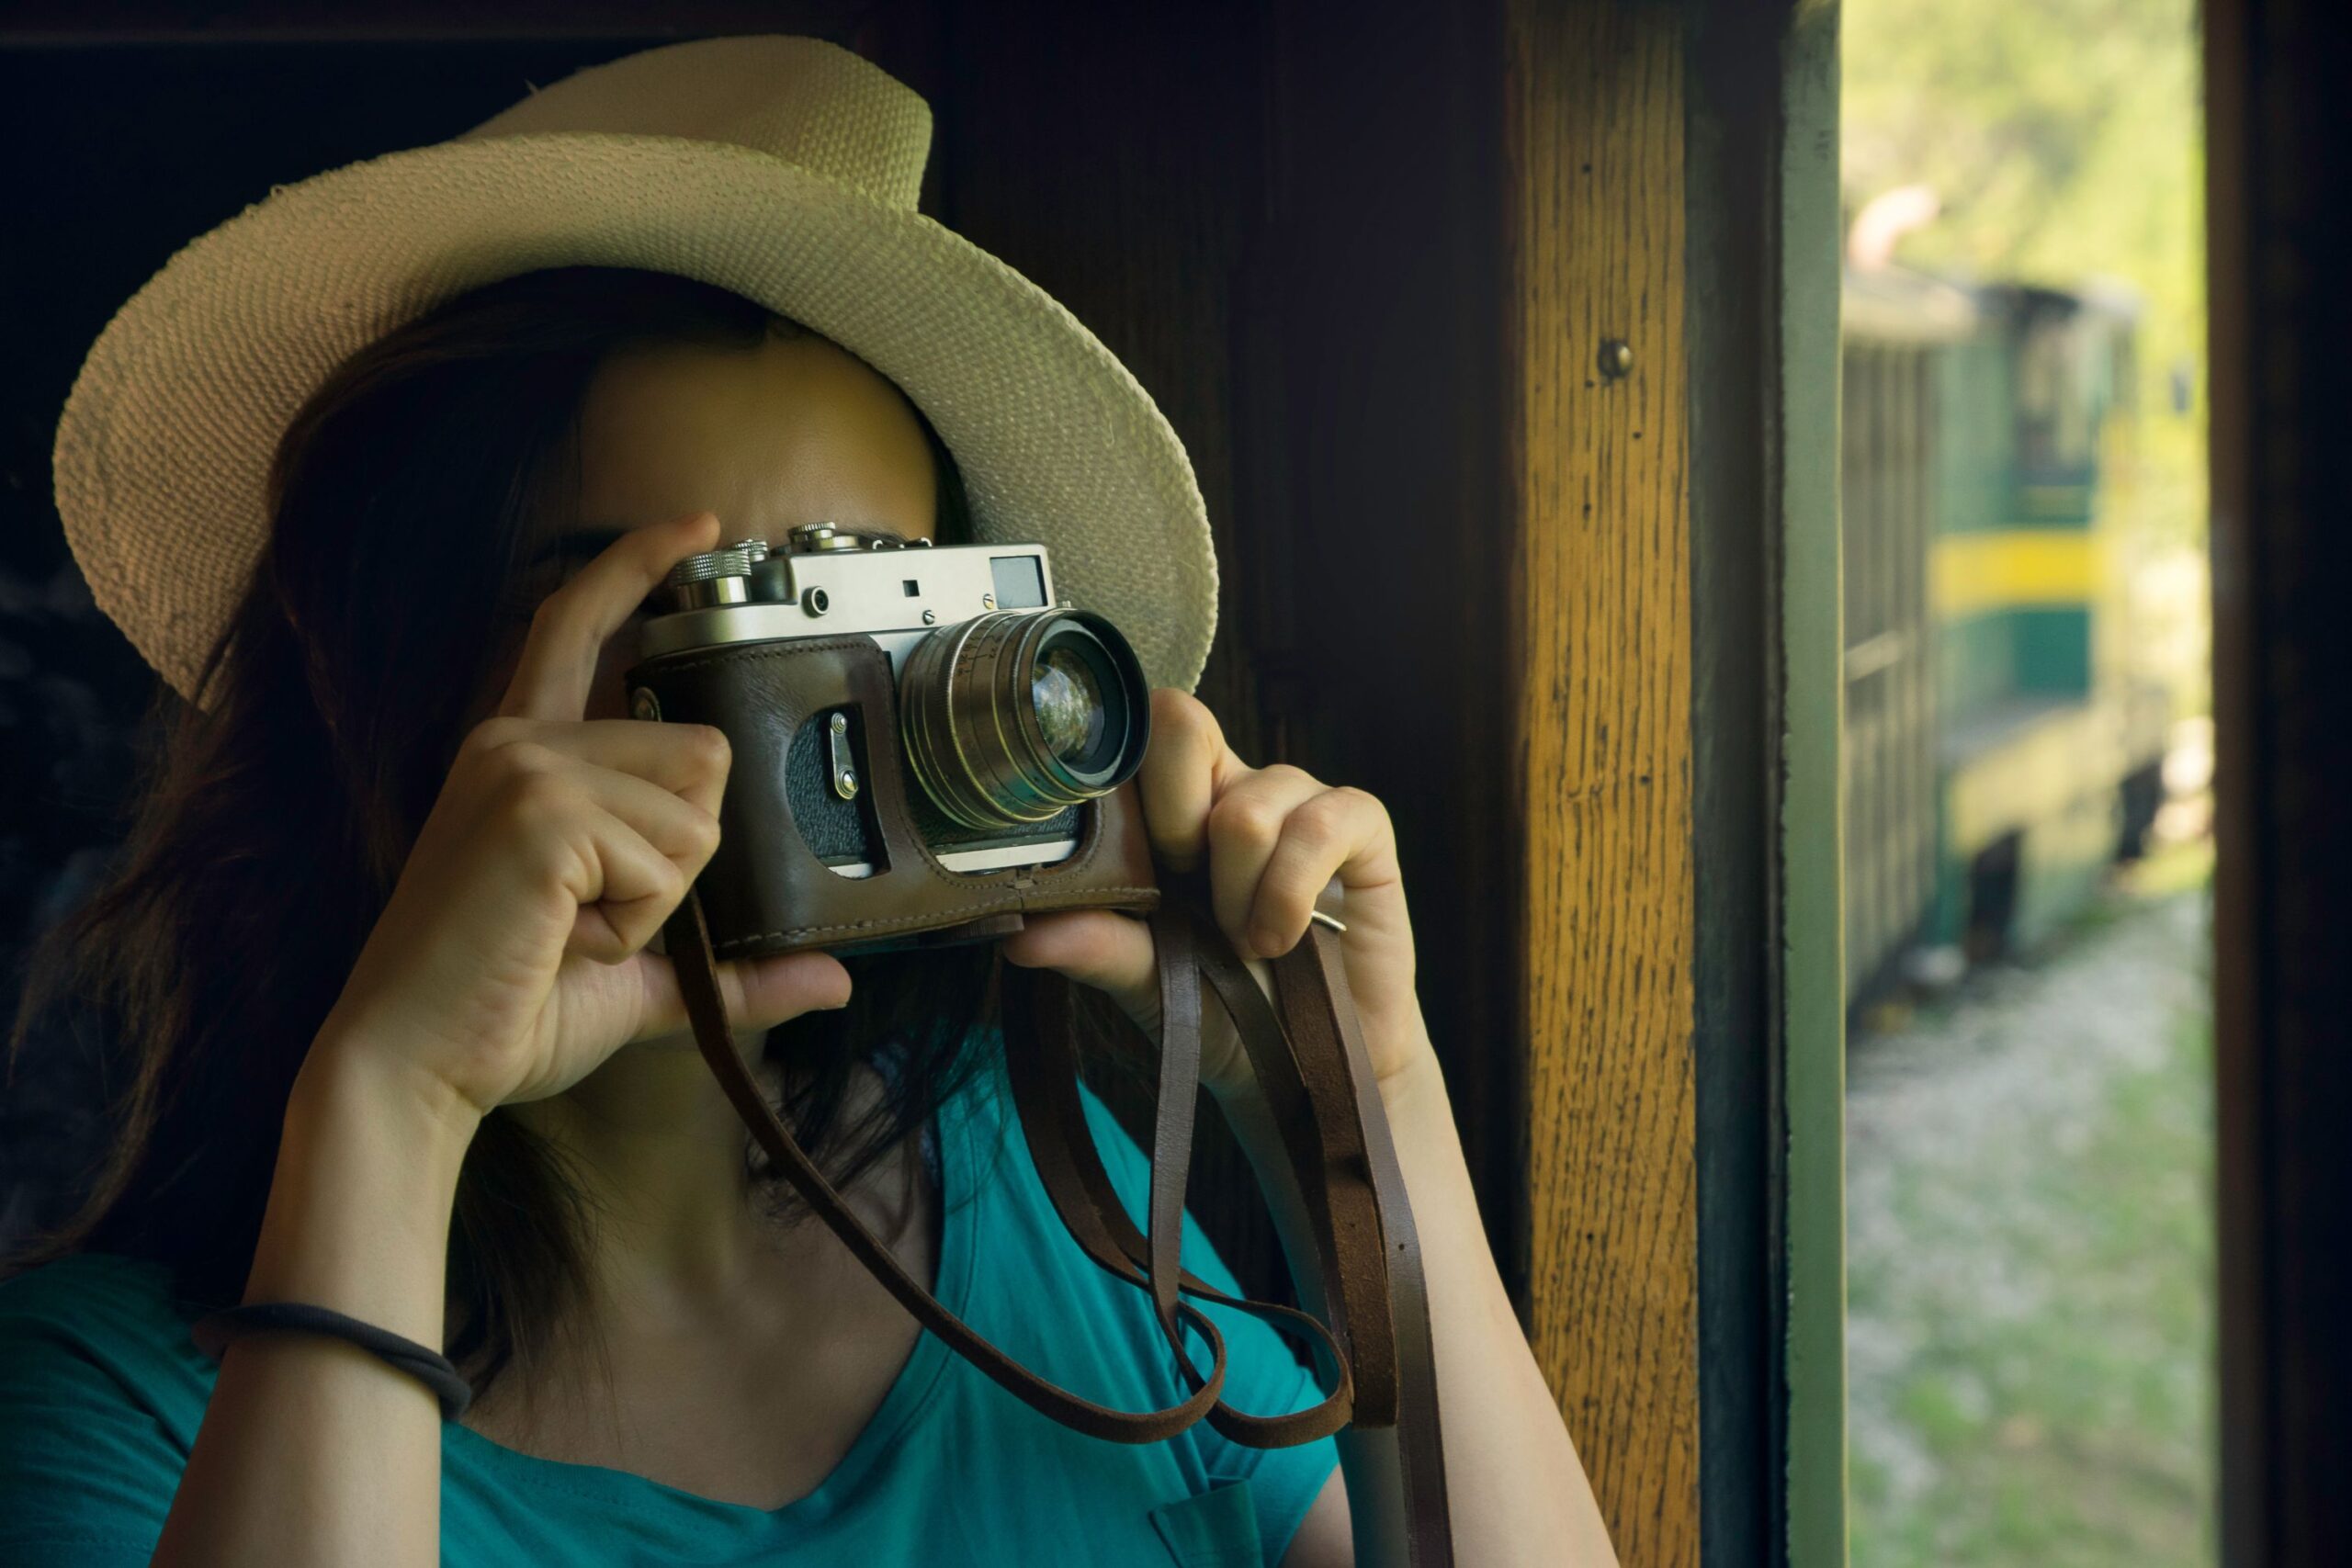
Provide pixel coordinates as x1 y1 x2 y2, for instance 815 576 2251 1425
888 0 1521 1257
2207 2 2352 1565
891 0 1521 1300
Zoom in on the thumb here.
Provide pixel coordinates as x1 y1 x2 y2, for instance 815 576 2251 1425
628 947 854 1043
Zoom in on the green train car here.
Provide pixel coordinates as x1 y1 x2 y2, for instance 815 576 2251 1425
1840 267 2176 1008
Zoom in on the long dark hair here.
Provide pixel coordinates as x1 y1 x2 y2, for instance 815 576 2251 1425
4 266 1005 1396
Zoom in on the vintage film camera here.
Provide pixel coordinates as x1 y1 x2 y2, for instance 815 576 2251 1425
623 522 1163 961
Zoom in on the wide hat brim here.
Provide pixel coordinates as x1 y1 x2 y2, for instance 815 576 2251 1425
52 120 1219 705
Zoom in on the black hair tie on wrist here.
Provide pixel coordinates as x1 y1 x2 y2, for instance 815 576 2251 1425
191 1302 473 1421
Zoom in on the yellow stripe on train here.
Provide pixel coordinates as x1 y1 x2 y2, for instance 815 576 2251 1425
1932 531 2103 619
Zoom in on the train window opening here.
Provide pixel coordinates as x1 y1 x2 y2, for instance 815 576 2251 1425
1840 1 2216 1564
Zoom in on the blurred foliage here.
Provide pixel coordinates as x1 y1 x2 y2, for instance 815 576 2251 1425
1844 0 2207 549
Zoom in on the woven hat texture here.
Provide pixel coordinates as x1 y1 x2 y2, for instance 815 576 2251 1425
51 35 1219 705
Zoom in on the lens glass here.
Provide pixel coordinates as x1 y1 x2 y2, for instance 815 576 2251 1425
1032 645 1109 766
899 606 1152 832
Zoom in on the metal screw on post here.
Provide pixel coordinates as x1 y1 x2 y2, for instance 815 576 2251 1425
1598 338 1634 380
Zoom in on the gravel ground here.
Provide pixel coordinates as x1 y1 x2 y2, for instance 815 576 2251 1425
1846 853 2216 1567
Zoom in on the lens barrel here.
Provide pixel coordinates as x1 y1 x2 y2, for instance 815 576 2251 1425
899 609 1151 830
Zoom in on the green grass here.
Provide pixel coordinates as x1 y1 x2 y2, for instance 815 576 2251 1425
1848 862 2216 1568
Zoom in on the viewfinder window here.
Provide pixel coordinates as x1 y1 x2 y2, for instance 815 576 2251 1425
989 554 1047 609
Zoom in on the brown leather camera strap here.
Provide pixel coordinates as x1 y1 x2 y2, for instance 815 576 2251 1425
1267 915 1453 1562
998 900 1456 1567
993 903 1360 1449
662 887 1455 1565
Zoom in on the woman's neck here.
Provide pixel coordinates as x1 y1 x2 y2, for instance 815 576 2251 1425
500 1031 919 1327
455 1031 939 1462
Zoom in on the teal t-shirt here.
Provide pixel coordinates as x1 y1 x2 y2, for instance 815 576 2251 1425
0 1061 1340 1566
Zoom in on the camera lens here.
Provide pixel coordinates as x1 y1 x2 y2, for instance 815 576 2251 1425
899 609 1151 831
1032 646 1108 768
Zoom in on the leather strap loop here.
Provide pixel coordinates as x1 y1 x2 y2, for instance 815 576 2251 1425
996 909 1359 1449
1190 917 1399 1426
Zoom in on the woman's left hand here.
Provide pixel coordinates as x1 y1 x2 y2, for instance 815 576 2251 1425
999 688 1436 1099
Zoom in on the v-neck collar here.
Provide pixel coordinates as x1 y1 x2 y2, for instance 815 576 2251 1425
443 1078 978 1538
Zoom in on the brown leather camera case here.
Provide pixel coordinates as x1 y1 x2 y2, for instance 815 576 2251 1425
623 633 1159 958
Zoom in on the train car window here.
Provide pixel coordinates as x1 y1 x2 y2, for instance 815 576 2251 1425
1842 1 2214 1563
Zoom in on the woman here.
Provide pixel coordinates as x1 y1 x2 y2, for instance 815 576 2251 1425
0 37 1613 1568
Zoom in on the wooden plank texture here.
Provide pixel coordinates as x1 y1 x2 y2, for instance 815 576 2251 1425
1507 3 1700 1564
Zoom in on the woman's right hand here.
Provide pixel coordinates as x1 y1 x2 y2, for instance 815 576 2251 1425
307 509 854 1122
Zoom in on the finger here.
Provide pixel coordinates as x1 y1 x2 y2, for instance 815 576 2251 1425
628 947 854 1043
526 717 733 821
999 908 1159 1032
564 807 691 964
498 510 719 723
1248 787 1395 957
1138 688 1247 874
1203 763 1326 959
565 760 723 872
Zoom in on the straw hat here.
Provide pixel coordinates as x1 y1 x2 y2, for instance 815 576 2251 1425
51 34 1219 706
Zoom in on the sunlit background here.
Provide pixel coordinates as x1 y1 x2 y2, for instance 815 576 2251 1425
1839 1 2213 1563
